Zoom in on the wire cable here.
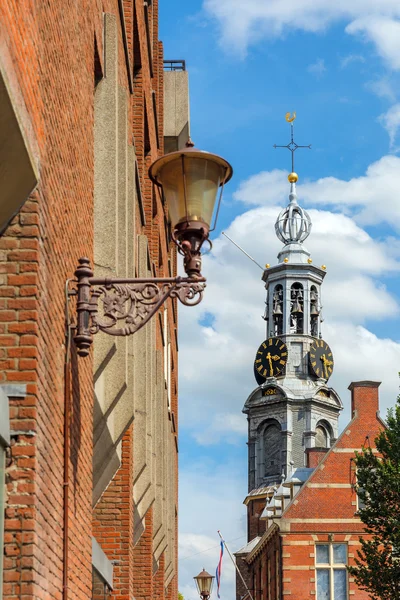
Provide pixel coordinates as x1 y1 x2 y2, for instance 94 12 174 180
179 535 246 562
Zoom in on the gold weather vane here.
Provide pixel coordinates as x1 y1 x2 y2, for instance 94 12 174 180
274 112 311 175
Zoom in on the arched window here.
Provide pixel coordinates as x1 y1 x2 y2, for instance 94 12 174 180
290 283 304 334
264 423 282 478
272 284 283 336
315 425 328 448
310 285 319 337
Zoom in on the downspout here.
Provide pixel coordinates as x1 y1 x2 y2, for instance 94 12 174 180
63 280 74 600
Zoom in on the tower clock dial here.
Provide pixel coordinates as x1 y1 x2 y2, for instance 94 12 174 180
254 337 288 382
309 339 334 381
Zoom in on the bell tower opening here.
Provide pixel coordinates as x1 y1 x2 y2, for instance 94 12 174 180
290 282 303 334
273 284 283 336
310 285 319 337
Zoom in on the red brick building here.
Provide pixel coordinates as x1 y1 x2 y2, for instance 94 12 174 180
0 1 187 598
237 381 384 600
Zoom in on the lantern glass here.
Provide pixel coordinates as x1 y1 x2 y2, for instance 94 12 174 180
160 155 225 228
194 569 214 596
149 146 233 234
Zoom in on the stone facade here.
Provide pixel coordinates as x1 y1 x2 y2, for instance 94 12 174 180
0 1 185 598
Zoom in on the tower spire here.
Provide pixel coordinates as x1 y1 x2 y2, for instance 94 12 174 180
273 114 312 262
273 112 311 175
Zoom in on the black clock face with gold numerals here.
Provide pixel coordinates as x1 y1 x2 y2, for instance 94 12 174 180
254 337 288 383
309 339 334 381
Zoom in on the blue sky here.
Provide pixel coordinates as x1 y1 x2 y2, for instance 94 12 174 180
160 3 400 598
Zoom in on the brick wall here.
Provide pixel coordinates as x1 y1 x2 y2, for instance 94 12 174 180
1 1 99 596
248 498 267 542
1 0 179 598
238 529 280 600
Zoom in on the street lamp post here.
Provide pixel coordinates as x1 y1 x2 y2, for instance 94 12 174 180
71 141 232 356
194 568 215 600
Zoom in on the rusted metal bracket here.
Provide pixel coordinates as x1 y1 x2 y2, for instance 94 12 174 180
71 257 206 357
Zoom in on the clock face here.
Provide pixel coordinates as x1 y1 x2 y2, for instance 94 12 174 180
254 337 288 382
309 339 334 381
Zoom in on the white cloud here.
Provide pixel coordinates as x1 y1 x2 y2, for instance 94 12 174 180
193 413 248 446
179 462 247 599
234 155 400 230
346 17 400 71
340 54 366 68
179 203 400 439
178 204 400 595
203 0 400 65
366 77 397 101
308 58 327 77
379 103 400 150
178 157 400 597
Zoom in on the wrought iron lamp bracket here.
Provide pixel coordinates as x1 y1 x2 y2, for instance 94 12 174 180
71 257 206 357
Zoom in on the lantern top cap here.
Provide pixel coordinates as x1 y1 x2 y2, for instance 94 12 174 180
194 568 214 580
148 140 233 187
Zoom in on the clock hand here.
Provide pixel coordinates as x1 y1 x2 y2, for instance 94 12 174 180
321 354 328 379
266 352 273 375
271 355 280 361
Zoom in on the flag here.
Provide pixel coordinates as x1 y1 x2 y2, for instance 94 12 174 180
216 539 224 598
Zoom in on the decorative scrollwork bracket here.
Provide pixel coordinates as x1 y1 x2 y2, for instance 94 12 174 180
71 258 206 357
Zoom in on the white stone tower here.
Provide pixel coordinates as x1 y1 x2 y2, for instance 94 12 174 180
244 119 342 494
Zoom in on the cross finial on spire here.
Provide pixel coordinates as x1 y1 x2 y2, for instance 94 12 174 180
273 112 311 174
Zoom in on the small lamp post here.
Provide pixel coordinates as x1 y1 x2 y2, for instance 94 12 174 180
194 568 215 600
71 141 232 356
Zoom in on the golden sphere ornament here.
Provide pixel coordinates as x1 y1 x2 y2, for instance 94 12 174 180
288 172 298 183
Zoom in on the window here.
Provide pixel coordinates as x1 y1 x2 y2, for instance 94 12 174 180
355 469 367 511
351 464 368 512
315 425 328 448
261 557 266 596
264 423 282 478
315 544 348 600
356 486 366 511
275 550 280 600
268 558 271 600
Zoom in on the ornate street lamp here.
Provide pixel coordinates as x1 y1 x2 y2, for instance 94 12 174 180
194 568 215 600
72 141 232 357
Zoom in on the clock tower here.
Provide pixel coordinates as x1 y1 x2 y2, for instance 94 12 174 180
244 119 342 500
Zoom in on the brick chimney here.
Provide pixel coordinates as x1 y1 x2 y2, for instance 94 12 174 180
348 381 381 419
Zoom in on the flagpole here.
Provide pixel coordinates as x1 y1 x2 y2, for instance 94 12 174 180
217 531 255 600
